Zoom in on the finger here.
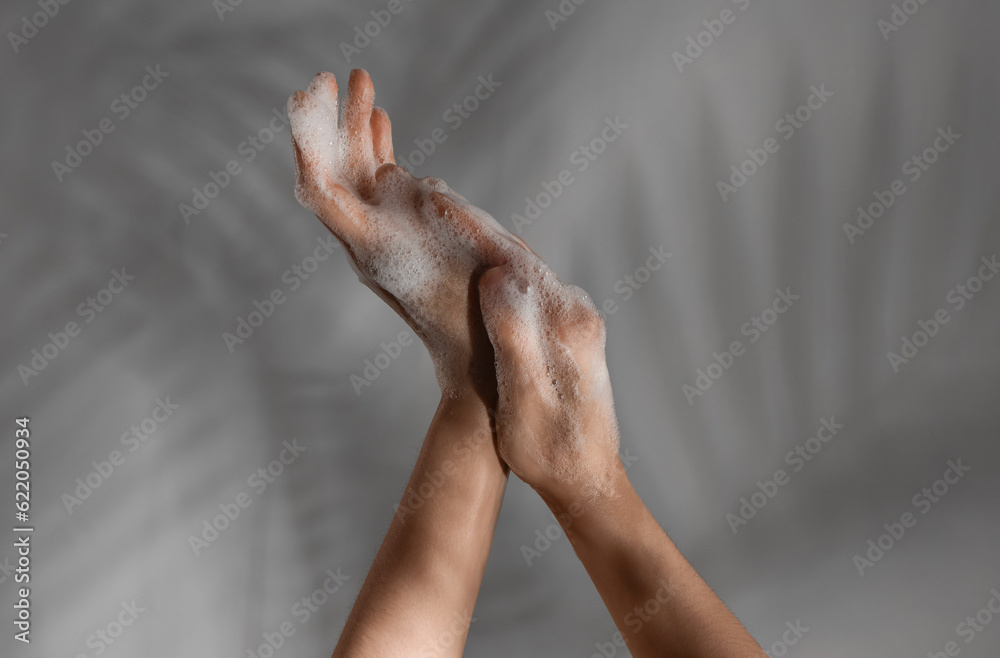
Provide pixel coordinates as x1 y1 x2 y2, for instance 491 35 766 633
423 177 475 206
557 286 606 348
429 191 501 258
429 189 531 266
313 183 368 244
373 163 415 200
546 284 610 392
306 71 339 128
478 265 547 402
291 135 315 210
288 90 340 195
342 69 376 197
508 231 537 256
291 133 307 184
370 107 395 165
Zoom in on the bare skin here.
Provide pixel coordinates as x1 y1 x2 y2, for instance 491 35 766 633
289 69 532 658
288 69 535 402
288 68 764 657
479 263 766 657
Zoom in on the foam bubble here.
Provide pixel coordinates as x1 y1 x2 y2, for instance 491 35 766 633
476 238 621 491
289 75 619 470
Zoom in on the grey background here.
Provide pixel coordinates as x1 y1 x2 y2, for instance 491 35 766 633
1 0 999 656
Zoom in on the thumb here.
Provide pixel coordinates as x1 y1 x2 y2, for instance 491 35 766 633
478 264 545 396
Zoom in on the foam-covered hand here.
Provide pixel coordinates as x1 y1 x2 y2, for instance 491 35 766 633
288 69 533 395
477 262 622 503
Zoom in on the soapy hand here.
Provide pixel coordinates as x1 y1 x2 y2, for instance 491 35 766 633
477 260 622 503
288 69 534 395
289 69 620 497
292 71 765 658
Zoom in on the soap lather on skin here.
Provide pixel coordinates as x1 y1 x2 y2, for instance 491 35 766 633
288 69 619 491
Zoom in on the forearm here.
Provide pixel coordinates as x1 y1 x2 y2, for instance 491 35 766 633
333 394 508 658
546 465 763 658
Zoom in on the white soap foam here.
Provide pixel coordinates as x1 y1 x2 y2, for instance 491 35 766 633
290 74 620 482
288 92 341 209
477 247 622 491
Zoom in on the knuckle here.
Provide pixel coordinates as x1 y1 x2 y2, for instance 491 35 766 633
422 177 451 193
561 301 602 342
374 162 408 184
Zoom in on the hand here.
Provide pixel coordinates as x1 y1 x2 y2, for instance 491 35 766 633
288 69 533 397
477 261 623 505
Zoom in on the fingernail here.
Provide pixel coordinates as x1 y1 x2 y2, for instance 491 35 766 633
480 264 507 289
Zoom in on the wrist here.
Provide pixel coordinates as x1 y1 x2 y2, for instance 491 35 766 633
436 381 492 418
541 468 662 569
532 421 625 509
536 457 633 530
432 392 508 472
434 354 498 408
